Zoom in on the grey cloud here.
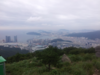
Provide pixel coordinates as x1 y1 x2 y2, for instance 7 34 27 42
0 0 100 30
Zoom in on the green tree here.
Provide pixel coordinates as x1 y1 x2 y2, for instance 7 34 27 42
63 47 77 54
37 46 60 70
85 47 95 53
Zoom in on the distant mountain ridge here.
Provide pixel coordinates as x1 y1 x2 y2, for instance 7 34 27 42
66 30 100 40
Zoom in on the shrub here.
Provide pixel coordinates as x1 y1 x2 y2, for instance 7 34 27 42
93 60 100 71
56 62 63 68
72 68 87 75
65 66 72 73
50 69 58 75
60 66 72 74
22 69 35 75
56 62 71 68
82 62 94 75
82 62 93 70
63 62 71 66
69 55 82 62
83 54 92 61
71 64 87 75
37 67 48 74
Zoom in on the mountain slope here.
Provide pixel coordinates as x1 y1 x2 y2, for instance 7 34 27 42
66 30 100 40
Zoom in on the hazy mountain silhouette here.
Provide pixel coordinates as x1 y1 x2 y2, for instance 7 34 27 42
66 30 100 40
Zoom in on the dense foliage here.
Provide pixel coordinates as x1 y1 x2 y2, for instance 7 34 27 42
6 54 100 75
5 46 95 63
6 53 34 63
3 46 100 75
0 46 29 58
63 47 95 54
36 46 61 70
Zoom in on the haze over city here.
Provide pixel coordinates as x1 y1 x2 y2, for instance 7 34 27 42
0 0 100 49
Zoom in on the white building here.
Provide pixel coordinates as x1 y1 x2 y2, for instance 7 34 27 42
31 45 46 52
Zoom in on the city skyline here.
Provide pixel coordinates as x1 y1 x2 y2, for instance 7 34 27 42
5 36 17 43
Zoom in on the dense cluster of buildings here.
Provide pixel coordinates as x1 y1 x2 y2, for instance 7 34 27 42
0 35 100 53
27 36 100 52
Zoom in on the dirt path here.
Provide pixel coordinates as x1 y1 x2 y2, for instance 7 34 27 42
93 69 100 75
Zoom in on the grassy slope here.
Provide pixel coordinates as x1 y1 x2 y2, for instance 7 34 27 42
6 54 100 75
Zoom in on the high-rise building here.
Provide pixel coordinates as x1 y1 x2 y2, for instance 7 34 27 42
6 36 11 43
14 36 17 42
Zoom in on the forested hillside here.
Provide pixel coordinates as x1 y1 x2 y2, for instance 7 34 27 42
5 46 100 75
0 46 29 58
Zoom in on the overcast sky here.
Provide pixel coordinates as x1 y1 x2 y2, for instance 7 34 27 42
0 0 100 30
